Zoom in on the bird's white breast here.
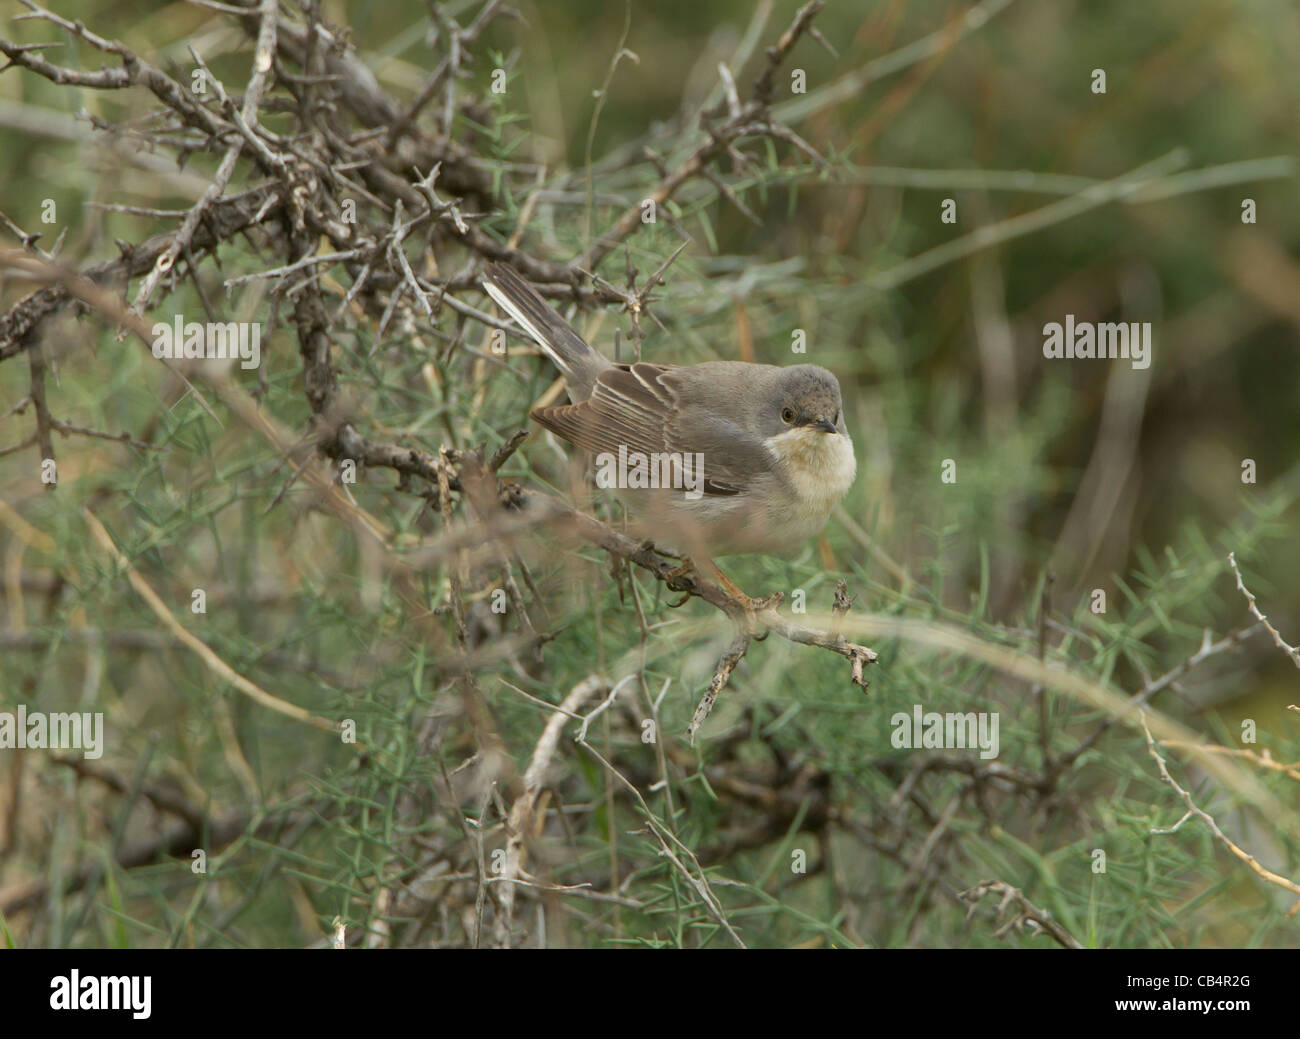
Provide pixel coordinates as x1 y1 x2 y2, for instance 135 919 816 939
765 427 857 540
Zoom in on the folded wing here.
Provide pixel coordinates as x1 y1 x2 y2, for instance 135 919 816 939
532 362 772 496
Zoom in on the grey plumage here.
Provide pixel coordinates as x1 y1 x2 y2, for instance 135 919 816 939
480 262 856 556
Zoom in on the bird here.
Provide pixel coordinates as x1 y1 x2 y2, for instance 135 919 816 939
481 261 855 608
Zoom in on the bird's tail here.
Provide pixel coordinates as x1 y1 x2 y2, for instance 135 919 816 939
481 263 605 397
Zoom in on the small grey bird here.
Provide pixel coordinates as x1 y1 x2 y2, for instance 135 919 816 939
482 263 855 600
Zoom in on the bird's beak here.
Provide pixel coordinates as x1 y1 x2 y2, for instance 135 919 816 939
809 418 838 434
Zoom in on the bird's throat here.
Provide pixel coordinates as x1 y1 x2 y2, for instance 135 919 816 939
767 426 857 513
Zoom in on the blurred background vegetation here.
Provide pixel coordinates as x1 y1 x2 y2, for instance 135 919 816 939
1 0 1298 948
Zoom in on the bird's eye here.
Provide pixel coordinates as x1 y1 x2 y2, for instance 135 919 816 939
781 407 795 423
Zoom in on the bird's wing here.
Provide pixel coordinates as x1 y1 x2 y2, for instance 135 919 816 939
531 362 773 496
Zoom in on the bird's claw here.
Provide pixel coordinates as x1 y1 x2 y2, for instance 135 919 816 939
663 559 697 605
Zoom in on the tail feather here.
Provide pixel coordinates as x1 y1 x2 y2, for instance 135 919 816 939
481 263 605 398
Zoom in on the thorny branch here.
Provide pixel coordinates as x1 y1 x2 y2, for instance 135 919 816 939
958 881 1084 949
1142 716 1300 917
3 0 873 728
1228 551 1300 670
0 0 861 944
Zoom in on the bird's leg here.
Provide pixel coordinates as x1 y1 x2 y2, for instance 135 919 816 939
701 558 783 615
660 553 782 617
662 558 691 581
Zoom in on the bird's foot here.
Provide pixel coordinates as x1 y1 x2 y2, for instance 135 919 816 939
664 559 696 607
662 557 783 621
705 562 782 626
